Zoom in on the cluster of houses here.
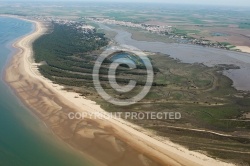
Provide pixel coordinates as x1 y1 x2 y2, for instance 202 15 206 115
87 17 172 34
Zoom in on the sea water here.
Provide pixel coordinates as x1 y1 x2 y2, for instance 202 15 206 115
0 17 92 166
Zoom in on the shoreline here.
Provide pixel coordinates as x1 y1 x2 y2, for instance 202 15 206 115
4 16 234 166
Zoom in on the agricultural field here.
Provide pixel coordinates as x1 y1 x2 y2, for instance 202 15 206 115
1 2 250 47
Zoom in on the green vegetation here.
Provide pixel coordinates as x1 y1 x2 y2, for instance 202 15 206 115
173 28 200 35
34 23 108 63
34 23 162 89
188 17 205 24
239 22 250 29
1 1 250 164
218 42 231 46
105 11 149 23
33 22 109 86
27 7 250 164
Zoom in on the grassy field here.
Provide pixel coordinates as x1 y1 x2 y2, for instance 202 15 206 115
239 22 250 29
97 54 250 164
173 28 200 35
2 2 250 48
121 26 176 43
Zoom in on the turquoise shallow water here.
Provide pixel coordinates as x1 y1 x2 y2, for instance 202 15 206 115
110 52 135 65
0 17 92 166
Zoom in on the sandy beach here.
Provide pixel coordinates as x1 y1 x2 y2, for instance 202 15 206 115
236 46 250 54
4 16 235 166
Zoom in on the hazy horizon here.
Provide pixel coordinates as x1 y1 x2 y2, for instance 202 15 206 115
1 0 250 7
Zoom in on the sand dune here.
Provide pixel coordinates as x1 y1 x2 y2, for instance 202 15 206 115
4 16 234 166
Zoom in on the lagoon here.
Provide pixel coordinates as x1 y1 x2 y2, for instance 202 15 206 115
99 23 250 91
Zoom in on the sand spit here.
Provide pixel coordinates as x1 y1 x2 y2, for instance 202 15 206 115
4 16 234 166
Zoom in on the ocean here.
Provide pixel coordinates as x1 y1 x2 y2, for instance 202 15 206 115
0 17 92 166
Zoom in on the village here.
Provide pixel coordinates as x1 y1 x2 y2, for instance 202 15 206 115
28 15 239 51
